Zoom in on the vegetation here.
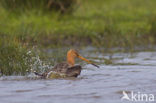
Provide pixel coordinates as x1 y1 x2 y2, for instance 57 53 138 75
0 0 156 75
0 0 77 13
0 35 32 75
0 0 156 48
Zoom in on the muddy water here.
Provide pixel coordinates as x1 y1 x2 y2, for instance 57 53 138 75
0 51 156 103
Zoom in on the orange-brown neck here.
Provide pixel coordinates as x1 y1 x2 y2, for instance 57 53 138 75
67 55 75 66
67 49 77 66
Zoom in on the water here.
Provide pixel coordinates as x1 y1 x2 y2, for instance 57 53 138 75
0 51 156 103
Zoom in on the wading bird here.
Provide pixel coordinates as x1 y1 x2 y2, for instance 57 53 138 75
34 49 99 79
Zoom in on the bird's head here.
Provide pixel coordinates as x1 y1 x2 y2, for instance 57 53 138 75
67 49 99 68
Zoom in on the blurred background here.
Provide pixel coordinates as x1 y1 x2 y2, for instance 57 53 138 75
0 0 156 75
0 0 156 47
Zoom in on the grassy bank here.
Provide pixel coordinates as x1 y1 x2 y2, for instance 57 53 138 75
0 35 32 75
0 0 156 48
0 0 156 75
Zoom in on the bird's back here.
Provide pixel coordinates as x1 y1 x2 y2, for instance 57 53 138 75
52 62 70 73
52 62 82 77
36 62 82 78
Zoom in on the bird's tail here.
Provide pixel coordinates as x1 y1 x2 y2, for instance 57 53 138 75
34 71 45 77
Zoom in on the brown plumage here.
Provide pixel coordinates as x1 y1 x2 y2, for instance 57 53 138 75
52 62 82 77
34 49 99 79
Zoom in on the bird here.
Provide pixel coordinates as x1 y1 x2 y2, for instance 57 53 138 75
34 49 99 79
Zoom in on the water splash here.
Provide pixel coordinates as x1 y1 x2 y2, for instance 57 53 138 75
25 50 52 76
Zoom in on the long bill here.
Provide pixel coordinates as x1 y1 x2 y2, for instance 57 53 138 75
77 55 99 68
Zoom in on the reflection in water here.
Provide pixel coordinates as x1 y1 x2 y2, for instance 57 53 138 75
0 51 156 103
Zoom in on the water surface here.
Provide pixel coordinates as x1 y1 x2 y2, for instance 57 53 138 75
0 51 156 103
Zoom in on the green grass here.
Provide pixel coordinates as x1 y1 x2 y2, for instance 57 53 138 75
0 35 32 75
0 0 156 48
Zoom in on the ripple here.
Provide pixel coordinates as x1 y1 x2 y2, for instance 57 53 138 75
116 90 131 95
14 89 33 93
